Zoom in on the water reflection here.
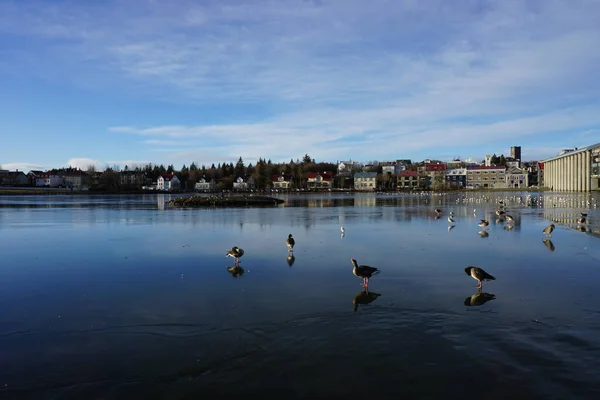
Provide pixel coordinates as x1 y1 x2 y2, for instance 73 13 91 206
286 254 296 267
352 290 382 312
464 291 496 307
478 230 489 238
542 239 556 252
227 265 245 278
448 225 455 232
1 191 600 398
577 226 588 232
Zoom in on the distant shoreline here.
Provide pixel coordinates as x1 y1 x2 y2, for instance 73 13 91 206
0 187 550 196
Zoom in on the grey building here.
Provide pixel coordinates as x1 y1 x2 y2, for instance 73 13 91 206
511 146 522 161
543 142 600 191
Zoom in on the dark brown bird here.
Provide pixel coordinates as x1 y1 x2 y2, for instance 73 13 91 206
543 224 555 237
505 215 514 223
351 258 379 289
495 210 505 216
464 291 496 307
434 208 442 215
226 246 244 264
286 234 295 252
478 219 489 229
353 290 382 312
465 266 495 289
577 217 586 225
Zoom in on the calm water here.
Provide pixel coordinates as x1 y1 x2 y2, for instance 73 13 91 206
1 192 600 399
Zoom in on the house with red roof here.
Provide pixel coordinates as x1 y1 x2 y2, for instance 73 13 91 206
397 170 418 189
157 173 181 191
306 171 334 190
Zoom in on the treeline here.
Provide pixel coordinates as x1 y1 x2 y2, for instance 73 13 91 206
92 154 338 191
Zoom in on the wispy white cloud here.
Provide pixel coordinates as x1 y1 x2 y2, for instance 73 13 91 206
66 158 151 171
2 0 600 164
105 160 152 169
110 103 600 164
66 158 107 171
1 162 46 172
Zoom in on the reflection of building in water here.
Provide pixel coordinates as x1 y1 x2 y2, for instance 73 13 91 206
541 192 597 209
306 198 335 207
157 194 165 210
543 211 600 238
354 196 376 207
543 142 600 192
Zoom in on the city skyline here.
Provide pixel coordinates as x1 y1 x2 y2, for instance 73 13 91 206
1 0 599 172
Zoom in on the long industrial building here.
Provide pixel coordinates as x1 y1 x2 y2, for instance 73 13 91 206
543 142 600 191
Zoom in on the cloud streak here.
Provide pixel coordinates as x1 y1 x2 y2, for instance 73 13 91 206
1 0 599 165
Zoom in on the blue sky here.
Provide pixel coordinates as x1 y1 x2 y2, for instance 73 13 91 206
1 0 599 172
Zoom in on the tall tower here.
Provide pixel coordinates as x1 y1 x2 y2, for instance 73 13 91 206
485 154 491 166
511 146 521 161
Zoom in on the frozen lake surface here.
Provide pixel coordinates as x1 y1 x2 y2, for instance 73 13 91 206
1 191 599 399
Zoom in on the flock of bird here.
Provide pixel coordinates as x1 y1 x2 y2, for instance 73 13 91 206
223 194 594 310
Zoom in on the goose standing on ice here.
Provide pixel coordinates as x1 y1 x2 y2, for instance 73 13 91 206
286 234 295 253
226 246 244 264
351 258 379 289
478 219 489 230
543 224 555 238
464 266 495 289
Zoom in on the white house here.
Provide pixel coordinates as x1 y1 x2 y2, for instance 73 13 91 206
306 172 334 189
381 162 405 175
505 167 529 188
195 177 215 191
157 174 181 191
232 176 255 190
272 173 293 189
34 173 63 187
337 160 358 175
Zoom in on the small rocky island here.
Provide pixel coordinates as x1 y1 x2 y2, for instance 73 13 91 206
167 195 285 208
